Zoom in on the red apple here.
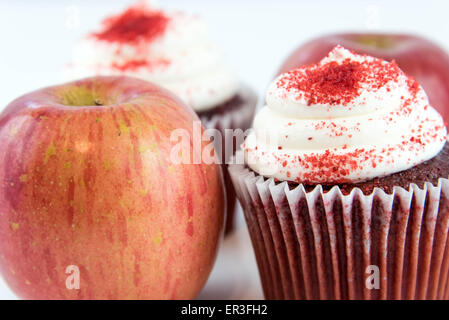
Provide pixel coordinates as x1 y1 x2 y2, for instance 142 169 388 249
278 33 449 123
0 76 225 299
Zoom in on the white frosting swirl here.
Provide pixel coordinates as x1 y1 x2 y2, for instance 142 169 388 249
65 5 238 111
244 46 447 184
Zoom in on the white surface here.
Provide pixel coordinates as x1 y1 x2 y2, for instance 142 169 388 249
198 205 264 300
2 0 449 300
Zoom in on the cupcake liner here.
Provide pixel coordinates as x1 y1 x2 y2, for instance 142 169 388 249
199 84 257 139
199 84 258 233
229 154 449 299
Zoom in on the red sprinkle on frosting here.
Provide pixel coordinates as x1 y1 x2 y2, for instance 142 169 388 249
276 54 402 106
111 58 170 72
244 47 447 184
92 4 169 44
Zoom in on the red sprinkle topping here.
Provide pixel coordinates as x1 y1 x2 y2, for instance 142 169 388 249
92 4 169 44
111 58 170 72
276 53 402 106
246 48 448 184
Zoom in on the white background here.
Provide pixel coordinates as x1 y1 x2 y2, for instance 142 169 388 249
1 0 449 299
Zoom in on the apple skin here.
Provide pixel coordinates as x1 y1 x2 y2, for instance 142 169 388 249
0 76 225 299
278 33 449 123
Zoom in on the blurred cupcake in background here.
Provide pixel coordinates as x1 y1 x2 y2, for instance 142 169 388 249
229 46 449 299
66 1 257 233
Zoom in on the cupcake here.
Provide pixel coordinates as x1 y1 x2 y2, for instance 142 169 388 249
229 46 449 299
66 2 257 232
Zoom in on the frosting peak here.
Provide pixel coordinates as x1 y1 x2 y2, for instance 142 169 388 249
244 46 447 184
92 4 169 44
275 46 402 107
65 3 238 112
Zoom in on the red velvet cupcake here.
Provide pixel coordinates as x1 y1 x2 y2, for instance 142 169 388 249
229 46 449 299
65 2 257 233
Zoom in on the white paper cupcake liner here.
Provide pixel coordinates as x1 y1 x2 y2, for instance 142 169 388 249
229 154 449 299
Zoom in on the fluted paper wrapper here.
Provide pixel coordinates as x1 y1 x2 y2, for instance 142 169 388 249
229 157 449 300
198 85 257 135
198 85 257 233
